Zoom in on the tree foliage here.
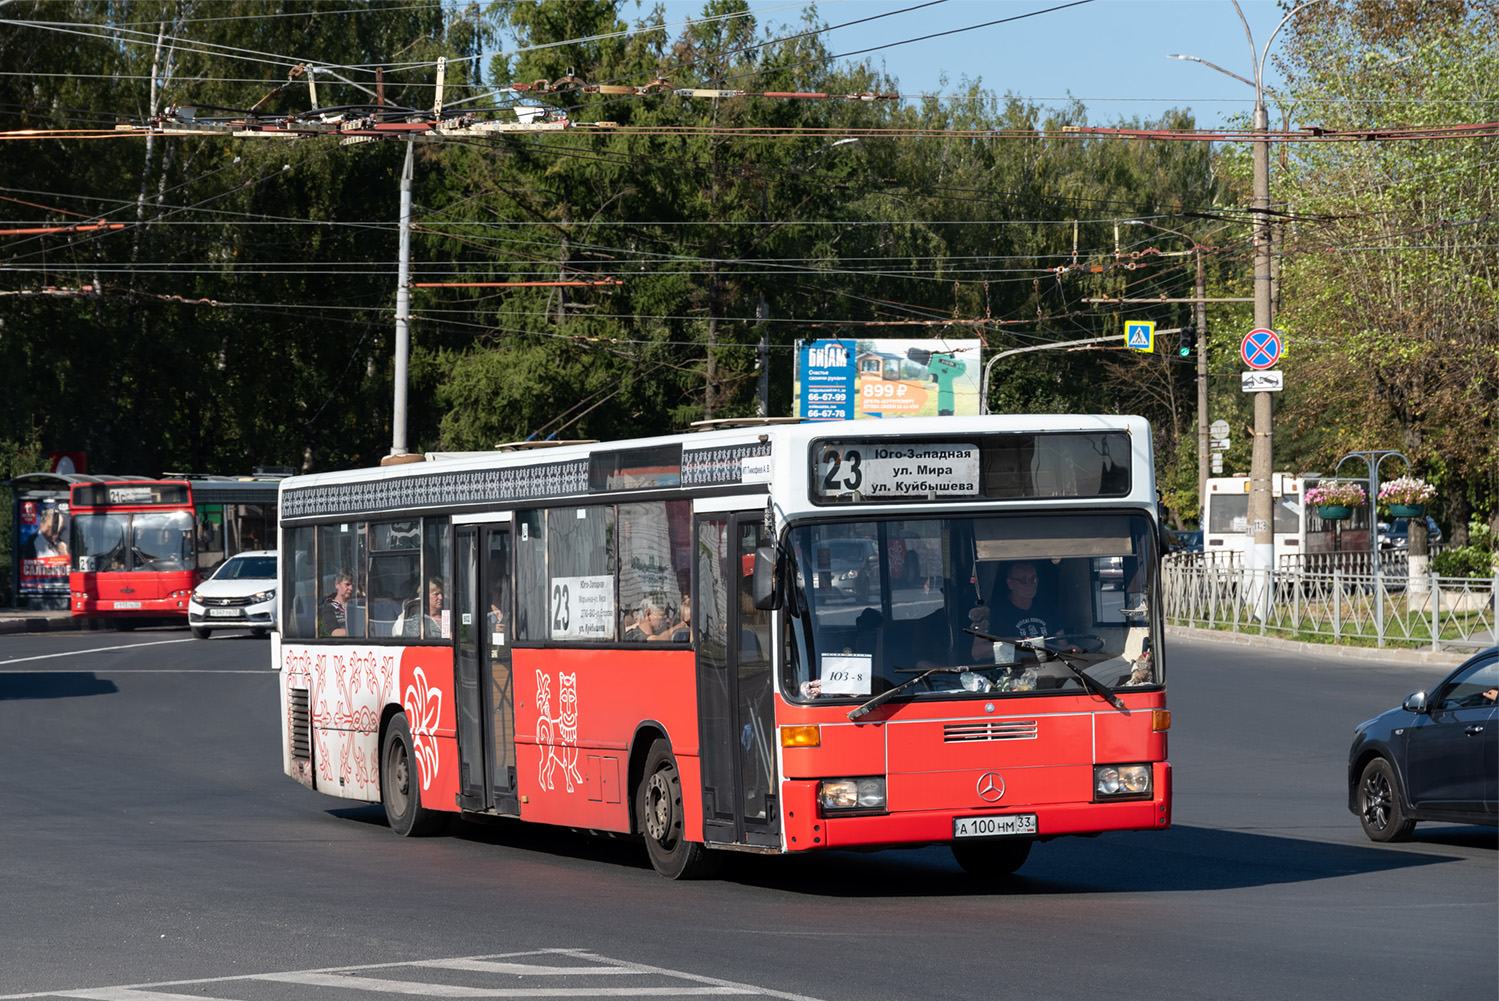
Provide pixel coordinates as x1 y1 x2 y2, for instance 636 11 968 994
1272 0 1499 539
5 0 1484 543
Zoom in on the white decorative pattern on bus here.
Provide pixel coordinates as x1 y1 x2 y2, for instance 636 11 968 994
681 441 772 485
281 459 590 519
300 646 397 798
403 666 443 791
536 669 583 793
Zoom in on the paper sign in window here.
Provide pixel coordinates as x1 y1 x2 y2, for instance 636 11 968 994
819 653 873 696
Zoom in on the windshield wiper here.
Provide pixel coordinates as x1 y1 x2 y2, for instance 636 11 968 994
848 666 966 721
966 628 1129 713
1016 638 1129 713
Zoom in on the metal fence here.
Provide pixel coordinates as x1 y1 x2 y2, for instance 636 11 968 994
1163 553 1496 653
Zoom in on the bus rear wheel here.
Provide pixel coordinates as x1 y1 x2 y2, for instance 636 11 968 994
952 838 1033 877
638 739 716 879
381 713 442 837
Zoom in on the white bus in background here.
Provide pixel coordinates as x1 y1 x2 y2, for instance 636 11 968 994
1203 474 1374 567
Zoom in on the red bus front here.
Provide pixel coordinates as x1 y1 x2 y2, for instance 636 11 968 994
69 480 198 622
765 508 1170 873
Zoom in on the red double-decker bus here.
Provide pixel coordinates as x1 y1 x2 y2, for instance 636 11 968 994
274 416 1170 877
69 476 280 627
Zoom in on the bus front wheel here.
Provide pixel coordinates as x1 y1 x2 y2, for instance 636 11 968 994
381 713 442 837
638 739 716 879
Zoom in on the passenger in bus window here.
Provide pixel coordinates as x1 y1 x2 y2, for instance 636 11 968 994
396 576 445 638
487 579 506 631
624 597 672 642
669 596 692 643
969 560 1072 660
318 568 354 637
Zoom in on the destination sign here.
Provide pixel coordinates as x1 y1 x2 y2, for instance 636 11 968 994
814 442 979 499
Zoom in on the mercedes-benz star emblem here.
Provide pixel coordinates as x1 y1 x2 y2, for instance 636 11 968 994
976 771 1004 803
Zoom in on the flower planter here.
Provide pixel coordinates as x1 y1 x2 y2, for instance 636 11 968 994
1318 505 1352 521
1389 503 1425 518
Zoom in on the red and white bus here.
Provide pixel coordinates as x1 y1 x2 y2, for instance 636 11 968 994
69 476 280 626
274 415 1171 878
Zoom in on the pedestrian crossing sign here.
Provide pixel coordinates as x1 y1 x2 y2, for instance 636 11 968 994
1126 321 1155 353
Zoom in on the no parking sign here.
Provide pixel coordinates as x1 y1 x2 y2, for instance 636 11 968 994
1240 328 1282 370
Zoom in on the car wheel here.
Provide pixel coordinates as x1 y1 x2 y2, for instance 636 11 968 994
638 739 717 879
191 626 211 640
952 838 1032 877
1357 757 1415 842
250 628 270 639
381 713 443 837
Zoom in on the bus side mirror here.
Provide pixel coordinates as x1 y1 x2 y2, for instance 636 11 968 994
752 546 781 610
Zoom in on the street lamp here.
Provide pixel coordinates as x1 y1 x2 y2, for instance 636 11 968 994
1169 0 1326 618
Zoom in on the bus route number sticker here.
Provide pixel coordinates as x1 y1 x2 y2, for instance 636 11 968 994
550 575 616 640
817 443 979 498
819 653 873 696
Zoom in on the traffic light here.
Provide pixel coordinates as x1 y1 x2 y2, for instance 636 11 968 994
1177 326 1197 357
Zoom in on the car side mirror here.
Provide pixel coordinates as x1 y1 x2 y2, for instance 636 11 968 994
1401 691 1428 714
752 546 781 611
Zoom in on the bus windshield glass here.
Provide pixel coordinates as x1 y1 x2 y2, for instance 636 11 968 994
784 512 1159 703
72 510 195 572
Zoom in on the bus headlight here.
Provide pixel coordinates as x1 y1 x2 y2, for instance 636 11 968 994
818 777 886 813
1094 764 1151 800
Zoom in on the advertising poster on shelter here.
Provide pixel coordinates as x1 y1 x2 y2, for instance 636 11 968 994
17 498 71 597
794 338 982 419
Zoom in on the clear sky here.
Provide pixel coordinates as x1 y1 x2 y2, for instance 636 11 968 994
707 0 1306 129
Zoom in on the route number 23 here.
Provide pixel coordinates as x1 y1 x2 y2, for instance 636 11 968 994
821 448 863 493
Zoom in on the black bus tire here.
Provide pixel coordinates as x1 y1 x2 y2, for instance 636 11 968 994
638 739 717 879
382 712 442 837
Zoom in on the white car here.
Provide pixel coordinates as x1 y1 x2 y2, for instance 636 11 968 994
188 550 278 639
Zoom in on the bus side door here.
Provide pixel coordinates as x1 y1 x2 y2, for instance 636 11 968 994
696 513 780 848
455 525 518 816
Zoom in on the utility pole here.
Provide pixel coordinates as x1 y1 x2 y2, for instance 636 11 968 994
387 139 414 462
1194 246 1209 513
1171 0 1326 615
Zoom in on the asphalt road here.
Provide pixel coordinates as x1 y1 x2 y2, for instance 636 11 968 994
1 629 1493 1001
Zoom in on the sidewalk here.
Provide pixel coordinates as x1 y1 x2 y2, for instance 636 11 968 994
1167 624 1470 667
0 608 107 636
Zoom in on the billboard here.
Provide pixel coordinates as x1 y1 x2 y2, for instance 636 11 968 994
794 338 982 420
17 497 70 597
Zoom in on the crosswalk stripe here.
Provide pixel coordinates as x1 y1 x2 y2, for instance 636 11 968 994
412 961 642 976
55 990 221 1001
254 973 754 997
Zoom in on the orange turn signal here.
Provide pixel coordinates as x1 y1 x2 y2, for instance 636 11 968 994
780 724 821 748
1152 710 1172 732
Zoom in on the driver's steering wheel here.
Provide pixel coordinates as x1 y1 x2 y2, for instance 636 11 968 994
1040 633 1105 655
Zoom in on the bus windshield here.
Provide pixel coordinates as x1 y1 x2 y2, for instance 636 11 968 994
784 512 1159 703
73 510 195 572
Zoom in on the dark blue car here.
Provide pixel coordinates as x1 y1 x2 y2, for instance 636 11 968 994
1348 646 1498 841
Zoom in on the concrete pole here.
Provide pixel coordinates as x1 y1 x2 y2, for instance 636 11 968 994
1248 99 1275 617
390 140 414 459
1195 247 1209 517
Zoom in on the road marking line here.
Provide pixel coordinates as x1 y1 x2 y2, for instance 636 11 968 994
414 960 643 976
0 639 194 666
52 990 219 1001
255 972 752 996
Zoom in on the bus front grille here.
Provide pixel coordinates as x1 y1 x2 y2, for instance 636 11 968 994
944 720 1038 742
